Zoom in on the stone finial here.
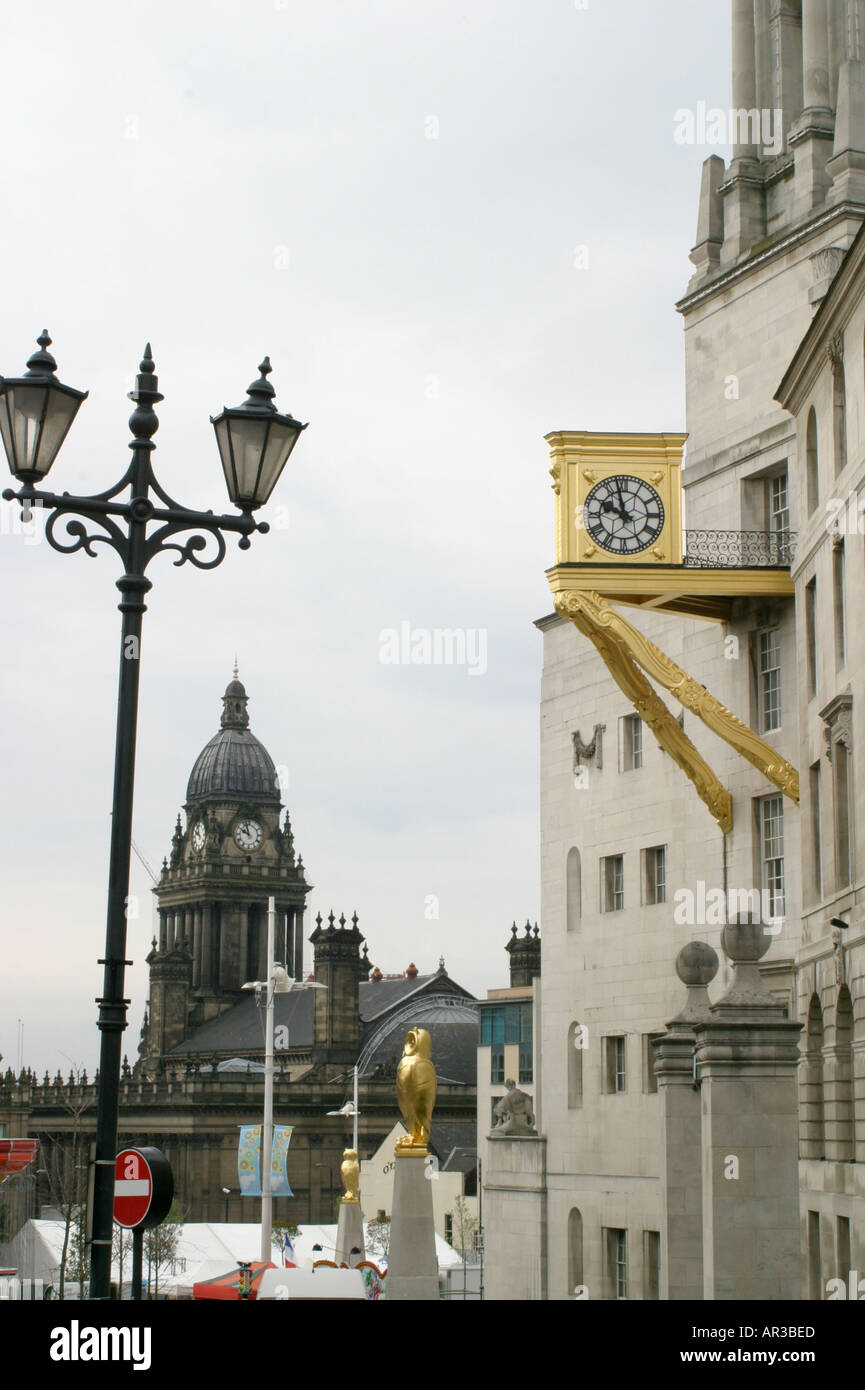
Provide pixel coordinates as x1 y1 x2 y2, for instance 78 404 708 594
673 940 719 1022
715 920 776 1009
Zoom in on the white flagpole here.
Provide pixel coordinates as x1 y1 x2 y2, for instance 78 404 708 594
353 1065 359 1154
260 895 276 1264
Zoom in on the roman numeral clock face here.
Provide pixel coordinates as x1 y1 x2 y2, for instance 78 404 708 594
583 475 665 555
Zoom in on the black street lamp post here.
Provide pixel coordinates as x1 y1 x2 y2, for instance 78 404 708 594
0 333 307 1300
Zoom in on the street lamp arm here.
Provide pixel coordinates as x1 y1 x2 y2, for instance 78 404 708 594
3 473 266 577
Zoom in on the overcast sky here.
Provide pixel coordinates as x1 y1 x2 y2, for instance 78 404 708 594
0 1 731 1076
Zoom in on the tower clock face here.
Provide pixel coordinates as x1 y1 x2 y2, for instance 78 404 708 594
583 475 665 555
191 820 206 852
234 818 263 851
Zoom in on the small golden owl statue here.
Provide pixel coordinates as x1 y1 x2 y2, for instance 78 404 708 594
340 1148 360 1204
395 1027 437 1155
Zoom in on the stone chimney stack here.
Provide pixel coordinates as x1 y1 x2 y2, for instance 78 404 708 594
143 937 193 1060
309 910 365 1064
506 921 541 987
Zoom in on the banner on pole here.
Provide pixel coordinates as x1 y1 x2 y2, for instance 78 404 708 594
238 1125 262 1195
270 1125 294 1197
238 1124 293 1197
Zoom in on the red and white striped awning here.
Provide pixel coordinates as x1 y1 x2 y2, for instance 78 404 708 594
0 1139 40 1177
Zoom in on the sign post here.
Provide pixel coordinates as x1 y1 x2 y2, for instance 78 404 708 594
113 1146 174 1300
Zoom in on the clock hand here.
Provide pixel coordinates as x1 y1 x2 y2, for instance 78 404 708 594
615 480 633 524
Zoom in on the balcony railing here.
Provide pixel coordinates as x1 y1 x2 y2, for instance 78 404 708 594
683 529 796 569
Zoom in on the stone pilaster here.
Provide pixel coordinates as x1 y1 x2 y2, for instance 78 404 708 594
695 922 802 1301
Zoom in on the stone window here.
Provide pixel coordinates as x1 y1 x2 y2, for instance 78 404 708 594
605 1035 627 1094
809 763 823 902
602 854 625 913
604 1228 628 1300
567 1022 585 1109
642 1231 660 1300
768 471 790 537
833 540 846 670
643 846 667 906
758 628 782 733
836 1216 852 1283
568 1209 584 1294
758 795 785 920
566 847 582 932
444 1212 453 1246
806 408 819 515
808 1212 822 1301
821 694 854 890
805 578 818 699
828 332 847 477
619 714 643 771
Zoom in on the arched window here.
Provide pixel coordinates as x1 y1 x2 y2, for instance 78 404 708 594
801 994 825 1159
567 1021 585 1108
806 407 819 515
566 848 581 932
827 986 854 1162
568 1208 584 1295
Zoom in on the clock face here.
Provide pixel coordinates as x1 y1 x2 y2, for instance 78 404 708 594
191 820 206 852
583 475 665 555
234 818 263 852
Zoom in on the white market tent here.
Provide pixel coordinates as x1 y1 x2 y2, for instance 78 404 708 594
1 1218 462 1297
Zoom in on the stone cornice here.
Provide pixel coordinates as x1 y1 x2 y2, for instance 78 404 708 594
678 202 865 317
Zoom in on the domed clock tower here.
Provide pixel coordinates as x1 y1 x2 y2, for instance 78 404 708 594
144 669 311 1056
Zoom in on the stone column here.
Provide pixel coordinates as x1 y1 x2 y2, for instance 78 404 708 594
695 922 802 1301
653 942 719 1301
201 902 213 990
803 0 831 108
158 909 168 953
723 0 766 263
192 907 202 988
732 0 759 159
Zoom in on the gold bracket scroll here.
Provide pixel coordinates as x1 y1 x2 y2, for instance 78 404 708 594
555 591 733 833
555 590 800 827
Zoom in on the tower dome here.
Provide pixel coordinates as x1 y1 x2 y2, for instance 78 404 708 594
186 669 280 803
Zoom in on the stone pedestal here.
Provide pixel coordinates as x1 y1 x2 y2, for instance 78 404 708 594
334 1200 365 1267
696 923 802 1302
385 1153 439 1301
654 941 718 1301
483 1134 547 1301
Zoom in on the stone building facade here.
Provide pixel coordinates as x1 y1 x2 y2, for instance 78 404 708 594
486 2 865 1300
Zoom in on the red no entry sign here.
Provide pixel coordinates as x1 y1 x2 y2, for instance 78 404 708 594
113 1147 174 1230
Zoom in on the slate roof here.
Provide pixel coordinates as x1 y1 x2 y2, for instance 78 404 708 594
358 969 474 1023
167 969 478 1083
168 990 313 1057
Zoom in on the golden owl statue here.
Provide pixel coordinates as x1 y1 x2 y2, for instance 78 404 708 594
340 1148 360 1205
395 1027 437 1155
